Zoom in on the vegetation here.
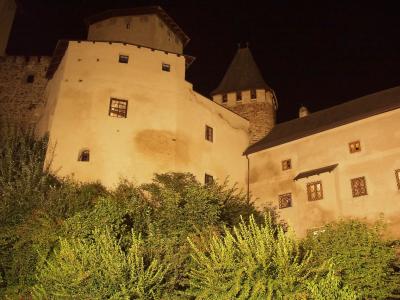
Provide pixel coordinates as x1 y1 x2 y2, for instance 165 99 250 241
0 123 399 299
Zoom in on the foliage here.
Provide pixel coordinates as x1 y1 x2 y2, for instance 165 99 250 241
33 228 167 299
186 215 356 299
303 219 400 299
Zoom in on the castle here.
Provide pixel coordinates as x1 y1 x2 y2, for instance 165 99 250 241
1 2 400 237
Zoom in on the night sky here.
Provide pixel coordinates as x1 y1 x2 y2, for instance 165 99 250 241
7 0 400 123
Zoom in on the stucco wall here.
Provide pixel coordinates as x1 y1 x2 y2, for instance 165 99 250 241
39 41 249 188
248 109 400 237
88 15 183 54
0 55 50 125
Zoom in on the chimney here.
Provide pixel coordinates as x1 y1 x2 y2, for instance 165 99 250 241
299 105 309 118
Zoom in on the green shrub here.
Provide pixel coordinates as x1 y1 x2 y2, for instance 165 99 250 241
33 228 167 299
303 219 400 299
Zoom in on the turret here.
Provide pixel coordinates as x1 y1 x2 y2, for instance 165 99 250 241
211 45 277 144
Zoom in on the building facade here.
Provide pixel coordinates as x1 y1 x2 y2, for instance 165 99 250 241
1 5 400 237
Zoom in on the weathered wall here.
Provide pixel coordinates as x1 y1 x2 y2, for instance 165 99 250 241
249 108 400 237
0 0 16 56
37 41 249 188
88 15 183 54
213 89 276 144
0 55 50 125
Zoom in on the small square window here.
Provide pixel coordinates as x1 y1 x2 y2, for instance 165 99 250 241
351 176 367 197
349 140 361 153
126 22 131 29
222 94 227 103
78 149 90 162
307 181 323 201
109 98 128 118
119 55 129 64
395 169 400 190
282 159 291 170
205 173 214 185
250 89 257 100
162 63 170 72
236 91 242 101
205 125 213 142
26 74 34 83
279 193 292 209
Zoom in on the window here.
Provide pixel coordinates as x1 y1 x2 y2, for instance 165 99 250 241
126 22 131 29
279 193 292 209
162 63 170 72
351 176 368 197
282 159 291 170
307 181 323 201
222 94 227 103
205 173 214 185
349 140 361 153
205 125 213 142
250 89 257 100
396 169 400 190
78 149 90 162
236 91 242 101
119 55 129 64
109 98 128 118
26 74 34 83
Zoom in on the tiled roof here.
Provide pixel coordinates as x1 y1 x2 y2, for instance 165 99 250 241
245 86 400 155
211 47 272 95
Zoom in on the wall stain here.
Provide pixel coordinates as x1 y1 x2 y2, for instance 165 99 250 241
134 129 175 158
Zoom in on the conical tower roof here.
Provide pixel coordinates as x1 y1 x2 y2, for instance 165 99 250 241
211 46 271 96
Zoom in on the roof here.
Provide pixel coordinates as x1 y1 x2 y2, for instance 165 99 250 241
85 6 190 47
46 40 195 79
294 164 338 181
211 47 272 96
244 86 400 155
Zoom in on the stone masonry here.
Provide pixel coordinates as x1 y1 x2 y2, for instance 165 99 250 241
0 56 50 126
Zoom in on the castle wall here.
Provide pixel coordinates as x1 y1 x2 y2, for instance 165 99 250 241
248 108 400 237
38 41 249 188
213 89 276 144
88 15 183 54
0 55 50 125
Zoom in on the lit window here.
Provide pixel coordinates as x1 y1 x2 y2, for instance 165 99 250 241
351 176 367 197
236 91 242 101
349 140 361 153
26 74 34 83
162 63 170 72
119 55 129 64
109 98 128 118
279 193 292 209
282 159 291 171
78 149 90 162
250 89 256 100
395 169 400 190
205 125 213 142
222 94 227 103
205 173 214 185
307 181 323 201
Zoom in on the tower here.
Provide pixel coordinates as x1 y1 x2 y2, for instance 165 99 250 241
0 0 16 56
211 46 278 144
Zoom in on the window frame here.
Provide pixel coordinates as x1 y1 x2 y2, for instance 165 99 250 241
349 140 361 153
118 54 129 64
281 159 292 171
78 149 90 162
205 125 213 142
162 63 171 72
250 89 257 100
205 173 214 185
109 98 128 118
279 193 292 209
351 176 368 197
236 91 242 101
307 181 323 201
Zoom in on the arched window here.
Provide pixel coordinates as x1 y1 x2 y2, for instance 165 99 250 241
78 149 90 162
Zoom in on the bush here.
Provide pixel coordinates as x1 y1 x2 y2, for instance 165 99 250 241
303 219 400 299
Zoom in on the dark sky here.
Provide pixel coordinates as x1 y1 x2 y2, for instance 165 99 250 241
7 0 400 123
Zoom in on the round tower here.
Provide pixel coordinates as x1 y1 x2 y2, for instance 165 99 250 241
211 45 277 144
